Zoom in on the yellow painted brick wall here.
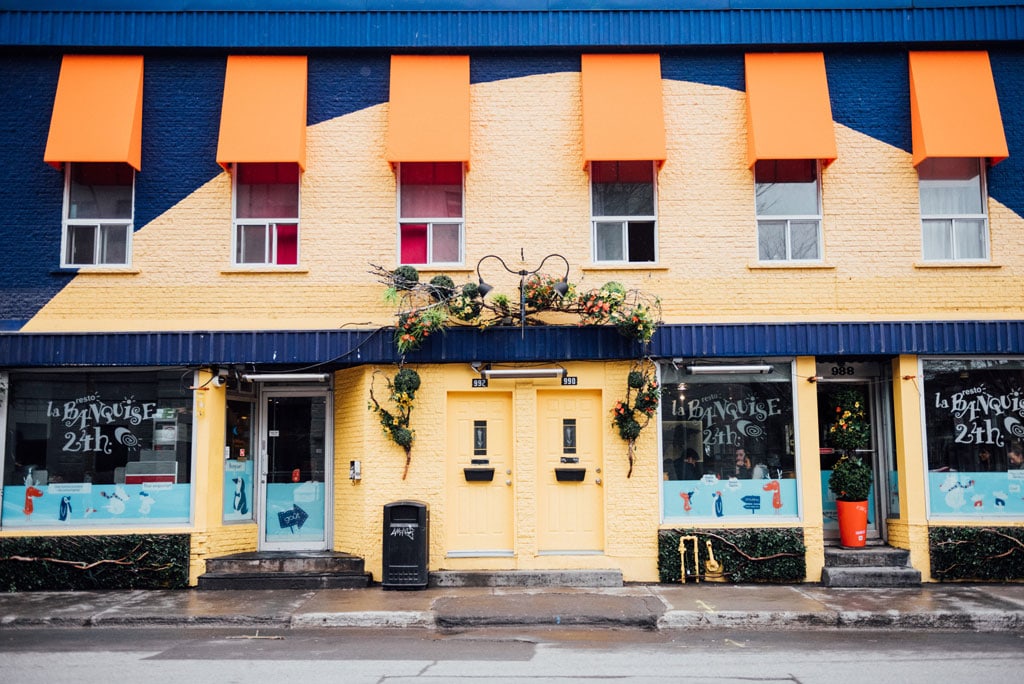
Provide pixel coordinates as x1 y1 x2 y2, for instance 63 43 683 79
189 525 258 585
25 74 1022 333
332 360 661 582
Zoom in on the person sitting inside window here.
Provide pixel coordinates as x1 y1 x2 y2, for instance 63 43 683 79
681 448 702 481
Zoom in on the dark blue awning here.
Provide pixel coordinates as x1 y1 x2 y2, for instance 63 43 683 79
2 321 1022 369
2 5 1022 49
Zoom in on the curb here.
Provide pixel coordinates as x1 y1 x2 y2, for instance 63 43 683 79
5 610 1024 631
658 610 839 630
291 611 434 629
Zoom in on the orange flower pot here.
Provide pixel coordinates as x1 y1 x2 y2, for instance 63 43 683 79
836 499 869 548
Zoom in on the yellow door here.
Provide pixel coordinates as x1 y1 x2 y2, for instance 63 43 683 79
446 392 514 556
536 390 604 553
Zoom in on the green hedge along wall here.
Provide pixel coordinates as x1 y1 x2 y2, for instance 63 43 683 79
0 534 190 591
929 526 1024 581
659 528 806 583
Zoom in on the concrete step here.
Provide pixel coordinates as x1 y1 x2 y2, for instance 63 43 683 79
820 566 923 588
198 571 372 590
203 551 365 575
429 570 623 588
824 546 910 568
198 551 371 590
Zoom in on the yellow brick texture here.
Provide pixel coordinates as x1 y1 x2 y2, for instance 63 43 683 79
330 360 661 582
189 525 259 585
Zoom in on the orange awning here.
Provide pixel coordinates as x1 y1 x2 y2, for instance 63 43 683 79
909 51 1008 167
580 54 666 164
745 52 837 169
386 55 470 165
217 55 308 172
44 55 144 171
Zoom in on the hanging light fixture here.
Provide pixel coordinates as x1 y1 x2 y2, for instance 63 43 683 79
241 373 330 382
475 252 571 337
480 367 566 380
686 365 773 375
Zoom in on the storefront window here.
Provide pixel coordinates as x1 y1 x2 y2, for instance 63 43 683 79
1 370 193 528
223 397 255 523
923 358 1024 517
660 361 799 520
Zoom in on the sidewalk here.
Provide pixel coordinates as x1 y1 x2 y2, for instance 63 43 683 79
3 583 1024 632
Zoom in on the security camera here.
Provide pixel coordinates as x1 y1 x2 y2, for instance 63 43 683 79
212 375 227 388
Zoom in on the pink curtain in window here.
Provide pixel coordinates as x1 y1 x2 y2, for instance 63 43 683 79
276 223 298 265
400 162 462 219
237 162 300 219
400 224 428 264
591 160 653 184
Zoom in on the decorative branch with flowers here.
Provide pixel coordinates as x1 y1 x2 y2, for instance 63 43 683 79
827 388 871 452
370 264 663 479
612 360 660 478
371 264 661 351
367 366 421 479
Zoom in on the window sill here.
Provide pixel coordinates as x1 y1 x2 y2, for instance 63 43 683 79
221 267 309 274
406 266 474 274
52 267 141 275
913 261 1002 269
581 263 670 271
747 261 835 270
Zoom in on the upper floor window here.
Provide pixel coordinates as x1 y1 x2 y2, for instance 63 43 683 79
918 158 988 261
591 161 656 263
61 162 134 268
232 162 300 266
398 162 464 265
755 159 822 262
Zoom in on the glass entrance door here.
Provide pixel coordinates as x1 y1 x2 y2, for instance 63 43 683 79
816 361 895 542
258 389 331 550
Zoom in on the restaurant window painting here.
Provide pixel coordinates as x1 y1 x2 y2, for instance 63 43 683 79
922 359 1024 517
223 397 255 523
1 371 193 528
659 361 798 520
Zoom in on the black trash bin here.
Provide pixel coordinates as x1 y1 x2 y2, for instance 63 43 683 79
382 500 429 589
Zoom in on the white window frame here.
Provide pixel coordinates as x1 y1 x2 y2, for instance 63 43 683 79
919 159 990 262
59 162 134 268
230 163 301 267
396 162 465 267
754 159 823 263
589 161 659 264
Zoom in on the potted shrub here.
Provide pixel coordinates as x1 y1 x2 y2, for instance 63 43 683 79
827 389 873 547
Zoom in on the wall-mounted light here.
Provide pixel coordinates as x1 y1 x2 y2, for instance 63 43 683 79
686 365 773 375
480 368 566 380
476 252 570 338
241 373 330 383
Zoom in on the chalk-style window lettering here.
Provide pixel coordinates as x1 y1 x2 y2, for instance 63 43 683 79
923 359 1024 518
1 370 193 528
659 360 798 520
